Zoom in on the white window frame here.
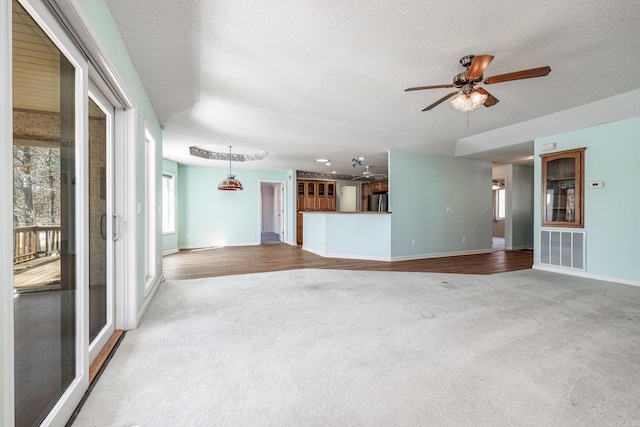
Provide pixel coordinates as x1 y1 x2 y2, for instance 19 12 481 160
162 172 176 234
495 188 506 220
144 126 157 291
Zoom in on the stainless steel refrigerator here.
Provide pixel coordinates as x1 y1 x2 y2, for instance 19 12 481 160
368 193 388 212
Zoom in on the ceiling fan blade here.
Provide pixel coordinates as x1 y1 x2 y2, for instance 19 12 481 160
422 90 459 111
405 84 457 92
475 87 499 107
484 66 551 85
466 55 494 80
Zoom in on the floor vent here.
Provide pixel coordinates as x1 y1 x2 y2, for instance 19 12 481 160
540 230 585 270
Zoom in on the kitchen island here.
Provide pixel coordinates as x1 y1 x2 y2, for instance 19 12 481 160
302 211 392 261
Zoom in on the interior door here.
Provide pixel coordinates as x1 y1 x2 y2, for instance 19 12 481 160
87 86 116 364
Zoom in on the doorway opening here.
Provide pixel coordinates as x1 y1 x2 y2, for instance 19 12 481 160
492 177 506 251
339 185 357 212
260 181 285 244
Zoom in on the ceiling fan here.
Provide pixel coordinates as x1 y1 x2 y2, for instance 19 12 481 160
352 165 387 181
405 55 551 112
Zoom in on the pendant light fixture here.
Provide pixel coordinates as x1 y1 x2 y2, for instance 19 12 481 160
217 146 243 191
450 84 488 113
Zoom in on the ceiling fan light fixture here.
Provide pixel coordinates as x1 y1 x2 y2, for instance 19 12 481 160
450 90 488 112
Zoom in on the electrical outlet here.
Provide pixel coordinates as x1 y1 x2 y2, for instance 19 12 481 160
411 240 415 246
446 207 452 213
462 237 466 243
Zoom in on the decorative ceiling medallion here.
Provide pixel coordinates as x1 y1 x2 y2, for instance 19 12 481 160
297 170 368 181
189 146 269 162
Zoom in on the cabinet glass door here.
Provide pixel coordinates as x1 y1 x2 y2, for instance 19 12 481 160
541 148 585 227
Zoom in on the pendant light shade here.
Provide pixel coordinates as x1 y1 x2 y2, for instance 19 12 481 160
450 90 488 112
218 146 243 191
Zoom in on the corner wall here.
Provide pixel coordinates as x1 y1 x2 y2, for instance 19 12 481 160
534 116 640 283
389 150 492 259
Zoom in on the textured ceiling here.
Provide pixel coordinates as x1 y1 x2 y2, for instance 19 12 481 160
105 0 640 175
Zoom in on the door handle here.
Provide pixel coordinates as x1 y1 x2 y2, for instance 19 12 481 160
100 214 107 240
113 213 121 241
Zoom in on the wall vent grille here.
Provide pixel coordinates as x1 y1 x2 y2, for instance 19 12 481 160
540 230 585 271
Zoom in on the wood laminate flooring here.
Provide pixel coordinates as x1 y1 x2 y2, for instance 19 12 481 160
163 244 533 281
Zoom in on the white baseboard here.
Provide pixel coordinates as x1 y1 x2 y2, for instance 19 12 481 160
533 265 640 287
302 246 391 261
391 249 493 262
162 248 179 256
179 242 260 251
137 274 162 326
510 245 533 251
302 247 494 262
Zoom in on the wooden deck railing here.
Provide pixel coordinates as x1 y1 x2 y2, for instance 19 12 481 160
13 225 61 264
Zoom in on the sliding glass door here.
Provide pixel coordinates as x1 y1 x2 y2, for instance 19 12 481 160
88 88 116 364
11 0 118 425
12 1 81 425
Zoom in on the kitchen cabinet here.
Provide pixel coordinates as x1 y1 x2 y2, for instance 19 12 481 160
371 180 388 193
541 148 585 227
297 181 305 210
296 179 337 244
327 183 336 211
361 180 387 211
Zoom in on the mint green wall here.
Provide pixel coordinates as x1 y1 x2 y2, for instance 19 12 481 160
162 159 179 254
534 116 640 282
75 0 163 311
178 165 292 247
389 150 493 259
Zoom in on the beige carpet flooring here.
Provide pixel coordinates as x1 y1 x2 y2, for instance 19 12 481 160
72 269 640 426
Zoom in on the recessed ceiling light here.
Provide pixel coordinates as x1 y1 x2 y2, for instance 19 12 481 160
315 158 330 163
332 171 337 174
358 156 365 160
325 162 331 166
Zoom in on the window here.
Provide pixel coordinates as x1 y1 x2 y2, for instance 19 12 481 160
162 173 176 234
496 189 506 220
144 128 157 284
541 148 585 227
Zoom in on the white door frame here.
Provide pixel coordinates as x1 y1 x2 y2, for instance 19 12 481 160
259 180 287 243
1 0 15 424
11 0 90 425
87 82 117 364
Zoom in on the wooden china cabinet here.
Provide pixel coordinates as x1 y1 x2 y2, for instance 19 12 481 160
540 148 585 227
297 179 337 244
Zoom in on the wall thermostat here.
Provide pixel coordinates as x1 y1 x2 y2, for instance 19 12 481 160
590 181 604 188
